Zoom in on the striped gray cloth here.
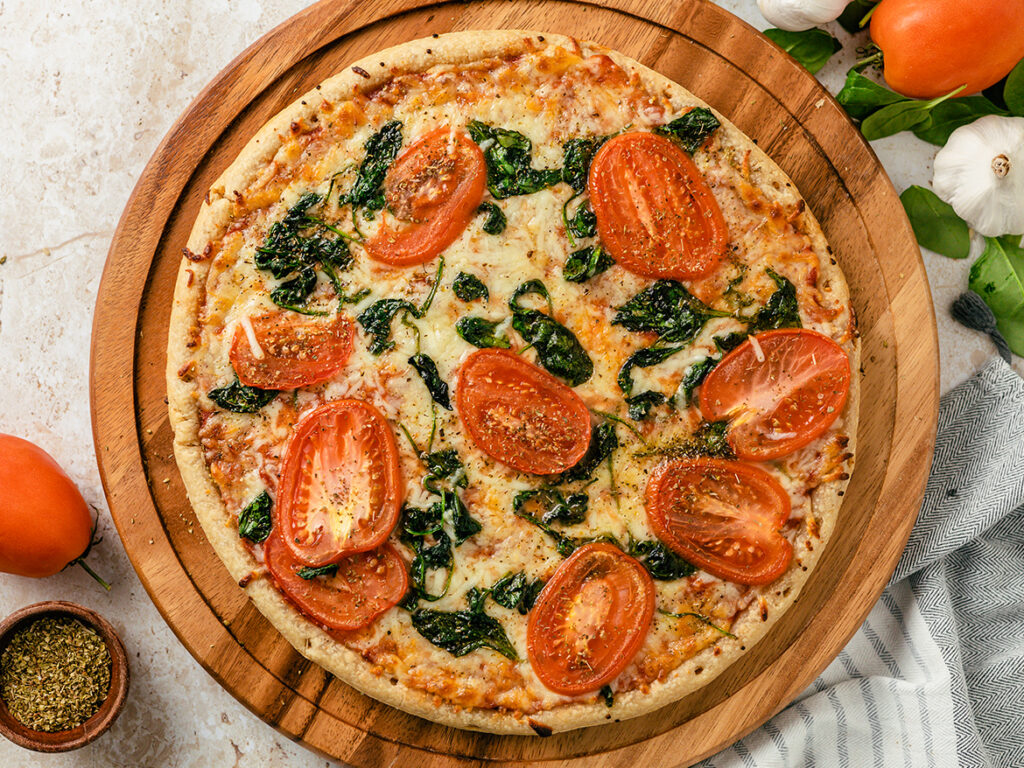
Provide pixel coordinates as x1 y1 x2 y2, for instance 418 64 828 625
699 358 1024 768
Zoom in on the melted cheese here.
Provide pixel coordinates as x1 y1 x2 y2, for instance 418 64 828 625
186 43 854 715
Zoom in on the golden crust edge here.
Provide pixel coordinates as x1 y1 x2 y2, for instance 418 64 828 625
165 29 861 736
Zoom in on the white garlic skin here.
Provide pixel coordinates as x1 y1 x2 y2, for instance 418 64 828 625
757 0 848 31
933 115 1024 238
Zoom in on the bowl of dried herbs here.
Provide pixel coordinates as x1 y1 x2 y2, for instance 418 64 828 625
0 601 128 752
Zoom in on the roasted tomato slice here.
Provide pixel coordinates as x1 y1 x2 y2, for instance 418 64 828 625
264 533 408 631
588 131 728 280
698 328 851 461
230 312 355 390
364 127 486 267
455 348 591 475
276 400 401 566
646 458 792 586
527 543 654 695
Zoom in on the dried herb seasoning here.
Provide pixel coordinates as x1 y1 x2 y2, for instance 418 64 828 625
0 617 111 732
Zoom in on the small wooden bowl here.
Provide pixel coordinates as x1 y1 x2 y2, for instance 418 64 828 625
0 601 129 752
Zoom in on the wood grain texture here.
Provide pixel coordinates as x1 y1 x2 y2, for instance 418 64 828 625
89 0 940 765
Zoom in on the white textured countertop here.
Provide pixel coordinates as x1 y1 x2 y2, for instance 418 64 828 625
0 1 1020 766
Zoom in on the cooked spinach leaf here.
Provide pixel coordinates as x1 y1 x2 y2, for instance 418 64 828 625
345 120 402 212
255 192 355 312
628 539 696 580
690 420 734 458
489 572 545 615
599 686 615 707
749 268 802 332
654 107 721 154
561 136 609 192
679 357 718 406
564 245 614 283
296 564 339 580
452 272 489 302
358 298 418 355
713 332 748 354
477 202 507 235
614 280 728 343
625 390 666 420
559 423 619 484
409 353 452 410
411 605 517 659
455 316 511 349
400 504 454 603
658 607 737 638
423 449 468 492
566 200 599 239
467 121 561 199
440 489 482 545
508 280 592 385
617 345 683 395
514 488 589 526
237 491 272 542
209 377 277 413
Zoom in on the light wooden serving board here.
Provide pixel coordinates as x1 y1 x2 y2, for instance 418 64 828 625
90 1 940 765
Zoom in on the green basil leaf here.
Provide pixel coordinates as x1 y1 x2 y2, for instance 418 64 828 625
409 353 452 410
455 316 510 349
237 491 272 542
968 237 1024 356
763 28 841 75
900 185 970 260
836 69 906 121
861 85 966 141
1005 58 1024 117
913 96 1008 146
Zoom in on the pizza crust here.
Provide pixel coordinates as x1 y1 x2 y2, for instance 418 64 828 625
167 29 859 735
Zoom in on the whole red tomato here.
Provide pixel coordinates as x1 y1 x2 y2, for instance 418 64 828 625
871 0 1024 99
0 434 95 579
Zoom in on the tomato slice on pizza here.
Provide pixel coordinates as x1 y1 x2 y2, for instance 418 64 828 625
699 328 851 461
588 131 728 280
276 400 402 566
264 533 408 631
230 312 355 390
646 458 792 585
455 348 592 475
364 126 486 266
527 543 654 695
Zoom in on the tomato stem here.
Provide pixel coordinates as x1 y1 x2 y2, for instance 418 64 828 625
75 558 111 591
858 4 877 28
854 51 882 70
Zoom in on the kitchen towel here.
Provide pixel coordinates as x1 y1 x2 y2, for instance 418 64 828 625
699 357 1024 768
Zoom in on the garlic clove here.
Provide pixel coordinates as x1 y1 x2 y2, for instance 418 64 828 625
933 115 1024 238
757 0 849 32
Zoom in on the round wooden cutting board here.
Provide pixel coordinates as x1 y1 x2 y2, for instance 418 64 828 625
90 1 939 765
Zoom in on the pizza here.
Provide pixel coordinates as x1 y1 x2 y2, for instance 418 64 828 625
166 30 858 735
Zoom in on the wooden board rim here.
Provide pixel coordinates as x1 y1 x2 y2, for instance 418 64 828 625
90 1 940 765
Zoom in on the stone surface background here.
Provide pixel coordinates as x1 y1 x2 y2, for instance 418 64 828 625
0 1 1019 765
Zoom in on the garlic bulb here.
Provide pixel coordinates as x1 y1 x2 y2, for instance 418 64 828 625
933 115 1024 238
757 0 848 31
